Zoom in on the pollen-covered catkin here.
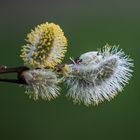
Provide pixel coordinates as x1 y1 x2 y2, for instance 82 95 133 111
21 22 67 68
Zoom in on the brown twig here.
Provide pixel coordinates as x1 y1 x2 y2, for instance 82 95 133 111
0 66 29 85
0 64 65 85
0 77 26 84
0 66 29 74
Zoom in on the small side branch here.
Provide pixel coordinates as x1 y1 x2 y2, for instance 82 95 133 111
0 64 65 85
0 66 29 74
0 66 28 85
0 77 26 84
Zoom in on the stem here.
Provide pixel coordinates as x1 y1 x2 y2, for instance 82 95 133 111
0 66 29 74
0 66 28 85
0 77 26 84
0 64 65 85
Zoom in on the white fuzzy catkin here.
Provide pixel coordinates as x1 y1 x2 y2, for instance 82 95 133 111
22 69 60 101
64 45 133 106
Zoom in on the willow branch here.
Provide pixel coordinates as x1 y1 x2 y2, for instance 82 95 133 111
0 77 26 84
0 66 29 74
0 64 65 85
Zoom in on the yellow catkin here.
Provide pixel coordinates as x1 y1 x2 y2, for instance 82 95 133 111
61 65 71 76
21 22 67 68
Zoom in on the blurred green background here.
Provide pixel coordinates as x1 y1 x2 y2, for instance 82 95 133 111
0 0 139 140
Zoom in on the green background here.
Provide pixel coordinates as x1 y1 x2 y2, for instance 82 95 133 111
0 0 139 140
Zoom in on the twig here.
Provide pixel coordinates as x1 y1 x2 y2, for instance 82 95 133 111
0 64 65 85
0 66 29 85
0 77 26 84
0 66 29 74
